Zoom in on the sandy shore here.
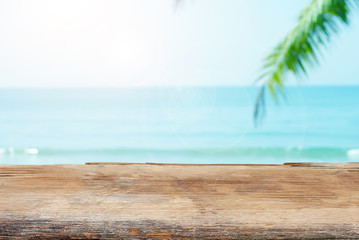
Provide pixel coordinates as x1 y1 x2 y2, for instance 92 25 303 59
1 162 359 239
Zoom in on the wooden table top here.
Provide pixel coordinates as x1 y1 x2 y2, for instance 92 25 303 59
1 162 359 239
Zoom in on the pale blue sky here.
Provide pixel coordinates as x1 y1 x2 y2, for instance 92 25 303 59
0 0 358 87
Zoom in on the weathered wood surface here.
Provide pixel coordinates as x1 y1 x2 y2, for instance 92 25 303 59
1 162 359 239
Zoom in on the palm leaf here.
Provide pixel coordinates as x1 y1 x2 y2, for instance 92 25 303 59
254 0 358 125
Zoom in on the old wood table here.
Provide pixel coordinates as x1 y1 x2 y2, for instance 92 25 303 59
1 162 359 239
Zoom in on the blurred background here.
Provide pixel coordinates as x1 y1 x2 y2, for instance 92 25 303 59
0 0 358 164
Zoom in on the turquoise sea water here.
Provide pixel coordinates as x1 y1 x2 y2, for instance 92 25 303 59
0 86 358 164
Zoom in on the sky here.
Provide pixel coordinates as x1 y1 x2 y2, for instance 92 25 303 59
0 0 358 88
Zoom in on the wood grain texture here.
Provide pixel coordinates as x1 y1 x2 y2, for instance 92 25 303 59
1 163 359 239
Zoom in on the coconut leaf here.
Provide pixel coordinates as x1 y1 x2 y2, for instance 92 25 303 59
254 0 358 125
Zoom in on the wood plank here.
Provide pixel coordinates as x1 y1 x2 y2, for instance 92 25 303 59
1 163 359 239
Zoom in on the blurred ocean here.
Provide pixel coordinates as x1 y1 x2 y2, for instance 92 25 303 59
0 86 358 164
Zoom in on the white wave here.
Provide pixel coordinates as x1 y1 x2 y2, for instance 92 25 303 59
347 149 359 161
24 148 39 155
0 148 5 154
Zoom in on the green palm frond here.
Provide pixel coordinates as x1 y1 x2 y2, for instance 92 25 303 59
254 0 358 125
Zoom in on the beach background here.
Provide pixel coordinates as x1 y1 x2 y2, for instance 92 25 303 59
0 1 359 165
0 85 358 165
